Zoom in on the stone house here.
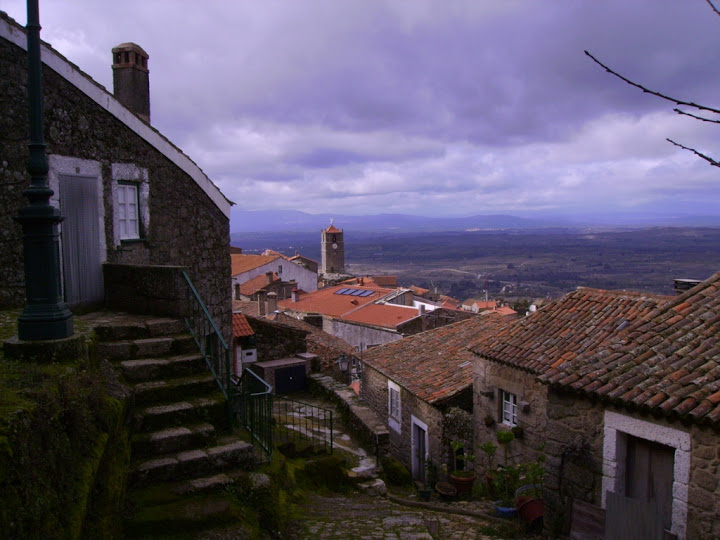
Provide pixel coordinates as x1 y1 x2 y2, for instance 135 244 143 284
533 273 720 540
0 13 232 339
470 288 668 467
469 284 720 539
361 314 505 483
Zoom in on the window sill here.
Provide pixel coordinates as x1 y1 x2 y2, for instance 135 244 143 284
119 237 147 245
388 416 401 434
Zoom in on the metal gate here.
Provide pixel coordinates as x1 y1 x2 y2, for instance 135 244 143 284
59 174 103 306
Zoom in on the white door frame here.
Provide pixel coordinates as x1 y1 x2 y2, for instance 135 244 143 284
411 415 429 481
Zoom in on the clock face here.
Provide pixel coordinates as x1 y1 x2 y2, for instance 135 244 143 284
332 243 338 249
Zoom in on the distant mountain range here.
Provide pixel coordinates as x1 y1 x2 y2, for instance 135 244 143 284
230 209 720 233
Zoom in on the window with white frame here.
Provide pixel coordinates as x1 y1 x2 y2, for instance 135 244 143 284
388 380 401 433
500 389 518 427
117 183 140 240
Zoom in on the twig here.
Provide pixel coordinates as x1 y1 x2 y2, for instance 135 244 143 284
706 0 720 17
674 108 720 124
585 50 720 115
667 138 720 167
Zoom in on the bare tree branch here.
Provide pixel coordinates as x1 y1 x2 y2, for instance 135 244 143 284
706 0 720 17
674 108 720 124
585 50 720 116
667 138 720 167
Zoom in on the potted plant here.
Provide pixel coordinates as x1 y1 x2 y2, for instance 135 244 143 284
479 441 498 496
449 440 476 496
417 457 435 501
514 453 546 529
435 463 457 500
493 429 518 517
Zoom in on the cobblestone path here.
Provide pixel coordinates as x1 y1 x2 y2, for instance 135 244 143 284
286 492 525 540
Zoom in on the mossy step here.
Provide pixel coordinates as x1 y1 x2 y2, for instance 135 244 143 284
119 353 206 382
93 318 186 342
132 439 254 486
133 394 227 433
132 422 216 458
133 374 218 405
124 494 242 538
97 334 195 362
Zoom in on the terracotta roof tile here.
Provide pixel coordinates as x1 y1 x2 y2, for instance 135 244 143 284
341 303 419 329
231 254 280 276
363 314 508 404
239 272 280 296
232 312 255 338
278 284 394 318
470 287 669 375
539 273 720 426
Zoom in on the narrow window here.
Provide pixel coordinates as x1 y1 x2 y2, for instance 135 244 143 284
117 183 140 240
501 390 518 427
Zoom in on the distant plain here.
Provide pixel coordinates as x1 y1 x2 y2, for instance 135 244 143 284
231 227 720 301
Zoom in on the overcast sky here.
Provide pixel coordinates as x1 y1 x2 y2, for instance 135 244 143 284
3 0 720 226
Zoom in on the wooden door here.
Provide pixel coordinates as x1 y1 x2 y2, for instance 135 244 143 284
59 174 103 306
625 435 674 532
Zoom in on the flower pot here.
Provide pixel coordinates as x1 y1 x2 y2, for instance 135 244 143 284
449 472 476 496
516 496 544 524
494 500 517 518
484 471 498 498
435 481 457 500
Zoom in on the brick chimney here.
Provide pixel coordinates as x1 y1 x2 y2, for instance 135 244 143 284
291 288 299 302
266 271 274 284
112 42 150 123
257 291 266 316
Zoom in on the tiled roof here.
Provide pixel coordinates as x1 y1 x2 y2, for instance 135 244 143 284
493 306 518 317
239 272 280 296
232 312 254 337
370 276 398 287
410 285 430 296
278 284 393 317
231 254 279 276
464 299 496 310
470 287 670 376
542 274 720 426
289 254 318 264
364 314 507 404
325 224 341 233
440 295 462 310
233 300 259 316
270 312 355 356
341 303 419 329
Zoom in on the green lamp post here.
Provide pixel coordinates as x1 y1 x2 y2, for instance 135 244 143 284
14 0 73 341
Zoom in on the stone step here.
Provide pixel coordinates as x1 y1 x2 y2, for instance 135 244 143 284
133 373 218 405
124 494 242 538
119 353 207 382
131 422 216 458
96 334 196 362
132 438 254 486
93 317 186 342
133 394 227 433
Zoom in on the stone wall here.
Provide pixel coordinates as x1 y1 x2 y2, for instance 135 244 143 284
1 25 231 343
246 317 308 362
688 425 720 540
473 358 548 467
103 264 189 317
361 363 448 477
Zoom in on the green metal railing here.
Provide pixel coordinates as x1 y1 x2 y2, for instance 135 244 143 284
234 368 274 459
273 397 334 454
182 271 233 426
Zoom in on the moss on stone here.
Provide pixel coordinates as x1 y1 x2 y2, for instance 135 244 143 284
380 455 413 487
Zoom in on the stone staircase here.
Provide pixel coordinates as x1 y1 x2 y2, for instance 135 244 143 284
92 315 256 538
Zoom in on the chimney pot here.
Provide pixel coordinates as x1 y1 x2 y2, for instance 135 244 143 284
112 42 150 123
267 292 278 313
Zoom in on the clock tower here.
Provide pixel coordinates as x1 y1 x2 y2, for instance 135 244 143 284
321 220 345 275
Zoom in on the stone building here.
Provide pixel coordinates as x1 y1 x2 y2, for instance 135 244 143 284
536 273 720 540
469 284 720 539
0 13 232 339
361 315 505 483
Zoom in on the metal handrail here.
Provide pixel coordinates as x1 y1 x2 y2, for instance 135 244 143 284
181 270 233 426
234 368 273 458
